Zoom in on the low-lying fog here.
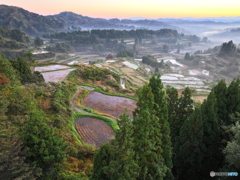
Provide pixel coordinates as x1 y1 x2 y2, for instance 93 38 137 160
170 23 240 45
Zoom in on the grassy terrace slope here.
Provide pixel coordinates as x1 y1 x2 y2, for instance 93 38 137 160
64 63 138 148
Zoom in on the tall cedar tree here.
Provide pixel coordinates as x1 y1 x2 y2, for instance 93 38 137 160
226 78 240 124
90 143 114 180
132 84 167 180
213 79 230 159
213 79 228 124
171 87 194 146
170 87 194 177
213 79 240 155
149 75 173 180
201 91 222 178
174 107 204 180
105 111 140 180
166 87 179 145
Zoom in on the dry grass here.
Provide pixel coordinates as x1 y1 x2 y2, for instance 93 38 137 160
192 95 208 103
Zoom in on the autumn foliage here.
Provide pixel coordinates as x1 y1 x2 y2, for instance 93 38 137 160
0 73 10 85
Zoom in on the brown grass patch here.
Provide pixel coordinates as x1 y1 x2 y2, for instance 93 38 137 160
121 67 135 73
192 95 208 103
40 99 51 110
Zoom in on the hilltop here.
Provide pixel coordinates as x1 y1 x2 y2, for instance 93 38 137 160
0 5 64 35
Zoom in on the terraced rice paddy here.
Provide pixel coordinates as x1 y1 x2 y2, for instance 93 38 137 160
161 73 211 92
163 59 184 67
41 68 75 82
34 64 75 82
123 61 138 69
75 117 115 148
82 91 137 118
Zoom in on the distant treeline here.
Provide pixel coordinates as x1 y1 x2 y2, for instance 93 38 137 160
43 29 180 40
43 29 202 54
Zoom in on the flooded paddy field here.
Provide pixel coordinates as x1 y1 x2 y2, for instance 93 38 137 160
41 68 75 82
161 73 211 92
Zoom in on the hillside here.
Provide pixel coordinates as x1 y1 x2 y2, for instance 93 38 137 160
49 11 176 30
0 5 179 33
0 26 29 49
0 5 65 35
49 11 115 29
0 26 32 59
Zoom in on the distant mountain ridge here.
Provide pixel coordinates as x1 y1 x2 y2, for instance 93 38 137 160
2 4 240 36
0 5 64 35
0 5 176 34
48 11 117 29
157 17 240 24
49 11 174 30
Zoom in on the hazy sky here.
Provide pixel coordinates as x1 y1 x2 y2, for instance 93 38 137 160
1 0 240 19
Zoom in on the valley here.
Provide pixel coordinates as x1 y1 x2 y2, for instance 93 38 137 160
1 4 240 180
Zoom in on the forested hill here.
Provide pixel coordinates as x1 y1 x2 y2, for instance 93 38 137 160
50 11 175 30
0 5 64 35
48 11 114 28
0 5 177 34
0 26 30 44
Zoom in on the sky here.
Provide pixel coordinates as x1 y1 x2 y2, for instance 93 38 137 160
1 0 240 19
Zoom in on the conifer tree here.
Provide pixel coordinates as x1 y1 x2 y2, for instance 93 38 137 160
166 87 179 144
213 79 228 124
132 84 167 180
212 79 231 157
201 91 223 178
170 87 194 177
226 78 240 123
149 75 173 180
172 87 194 146
106 111 139 180
174 107 204 180
91 143 114 180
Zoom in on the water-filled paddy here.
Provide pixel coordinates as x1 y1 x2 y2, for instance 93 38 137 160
123 61 138 69
41 68 75 82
